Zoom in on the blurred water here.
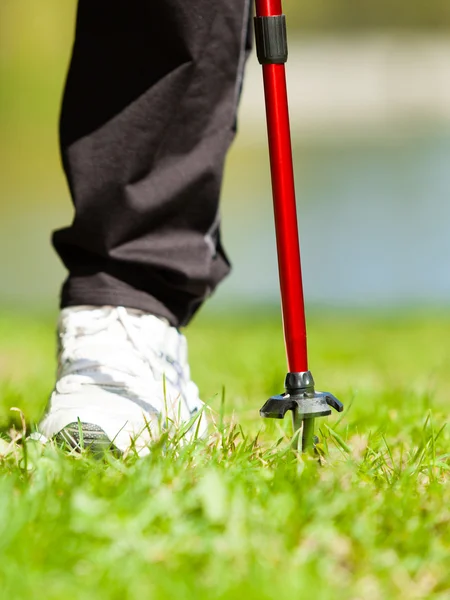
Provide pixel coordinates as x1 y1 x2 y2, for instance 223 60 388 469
218 131 450 309
0 132 449 311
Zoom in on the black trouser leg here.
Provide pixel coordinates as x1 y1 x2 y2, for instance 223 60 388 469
54 0 252 326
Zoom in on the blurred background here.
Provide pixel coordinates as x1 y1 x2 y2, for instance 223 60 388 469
1 0 450 313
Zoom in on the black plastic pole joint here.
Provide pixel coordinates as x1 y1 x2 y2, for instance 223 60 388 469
254 15 288 65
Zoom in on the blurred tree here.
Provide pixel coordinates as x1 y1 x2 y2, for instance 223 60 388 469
284 0 450 31
2 0 450 37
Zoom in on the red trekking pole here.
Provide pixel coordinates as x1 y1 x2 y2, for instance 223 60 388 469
255 0 343 451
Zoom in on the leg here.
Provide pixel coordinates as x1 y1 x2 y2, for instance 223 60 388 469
40 0 253 454
54 0 252 326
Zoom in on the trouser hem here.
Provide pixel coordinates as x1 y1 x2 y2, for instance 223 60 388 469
61 282 179 327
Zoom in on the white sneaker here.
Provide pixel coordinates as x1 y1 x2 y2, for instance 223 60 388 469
39 306 207 455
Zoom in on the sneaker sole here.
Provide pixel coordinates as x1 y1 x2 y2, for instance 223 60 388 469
55 422 121 457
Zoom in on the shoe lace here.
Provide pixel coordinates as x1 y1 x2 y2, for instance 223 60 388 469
59 307 184 386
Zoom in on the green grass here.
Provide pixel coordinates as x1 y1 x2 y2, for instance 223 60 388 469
1 309 450 599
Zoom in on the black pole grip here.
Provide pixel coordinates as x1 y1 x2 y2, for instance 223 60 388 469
254 15 288 65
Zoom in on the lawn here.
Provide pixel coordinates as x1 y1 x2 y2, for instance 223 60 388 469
0 309 449 599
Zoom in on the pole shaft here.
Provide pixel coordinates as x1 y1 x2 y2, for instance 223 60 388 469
255 0 308 373
255 0 283 17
